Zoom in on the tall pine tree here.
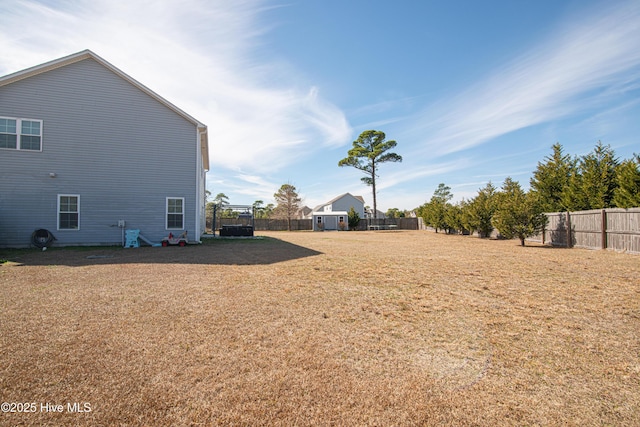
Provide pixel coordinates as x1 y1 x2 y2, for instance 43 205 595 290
492 178 547 246
613 154 640 208
530 143 574 212
581 142 618 209
467 182 498 237
338 130 402 219
562 142 619 211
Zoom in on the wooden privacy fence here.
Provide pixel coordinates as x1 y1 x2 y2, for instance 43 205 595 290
253 219 312 231
206 218 313 231
354 217 419 231
206 217 419 232
529 208 640 254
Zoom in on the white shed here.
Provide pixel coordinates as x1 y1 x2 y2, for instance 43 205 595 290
312 211 348 231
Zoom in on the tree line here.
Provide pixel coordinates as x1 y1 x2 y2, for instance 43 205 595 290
417 142 640 246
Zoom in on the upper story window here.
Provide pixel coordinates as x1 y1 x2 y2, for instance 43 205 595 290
0 117 42 151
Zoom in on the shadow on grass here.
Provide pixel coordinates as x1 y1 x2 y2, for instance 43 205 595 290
523 244 573 250
0 236 323 267
520 240 574 249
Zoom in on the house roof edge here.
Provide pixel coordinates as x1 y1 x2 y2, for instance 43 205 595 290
0 49 206 128
1 49 209 169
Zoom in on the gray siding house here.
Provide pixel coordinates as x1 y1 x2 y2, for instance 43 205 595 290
0 50 209 247
312 193 365 217
311 193 365 231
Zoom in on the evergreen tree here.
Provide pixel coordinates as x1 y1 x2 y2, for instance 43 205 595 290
492 178 547 246
467 182 498 237
419 183 453 233
580 141 619 209
214 193 230 206
613 154 640 208
209 192 231 226
530 143 574 212
252 200 265 218
264 203 275 219
458 199 475 235
338 130 402 219
385 208 405 218
347 206 361 229
562 163 587 212
444 203 464 234
561 142 619 211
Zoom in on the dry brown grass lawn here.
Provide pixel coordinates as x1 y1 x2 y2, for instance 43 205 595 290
1 230 638 426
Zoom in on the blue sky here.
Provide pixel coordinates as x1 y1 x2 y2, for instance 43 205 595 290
2 0 639 211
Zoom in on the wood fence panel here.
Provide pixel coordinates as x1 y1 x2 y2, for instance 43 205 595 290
539 208 639 253
570 210 603 250
537 212 570 246
212 218 312 231
606 208 640 254
399 218 419 230
253 219 312 231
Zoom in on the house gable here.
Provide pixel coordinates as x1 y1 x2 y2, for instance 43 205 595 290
1 50 208 169
325 193 365 217
0 51 209 247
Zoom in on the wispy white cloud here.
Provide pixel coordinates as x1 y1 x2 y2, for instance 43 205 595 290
349 94 426 118
5 0 639 211
377 160 468 191
571 99 640 137
231 173 281 201
412 0 640 157
0 0 352 173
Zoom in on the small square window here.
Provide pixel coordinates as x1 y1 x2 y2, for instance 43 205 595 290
20 135 41 150
0 118 17 149
0 134 17 149
21 120 40 135
0 118 16 133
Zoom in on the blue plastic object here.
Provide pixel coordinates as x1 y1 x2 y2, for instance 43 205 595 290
124 229 140 248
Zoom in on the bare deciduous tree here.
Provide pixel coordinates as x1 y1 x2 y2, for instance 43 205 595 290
273 184 302 231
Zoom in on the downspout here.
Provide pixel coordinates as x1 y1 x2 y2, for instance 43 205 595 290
195 126 208 243
195 127 203 243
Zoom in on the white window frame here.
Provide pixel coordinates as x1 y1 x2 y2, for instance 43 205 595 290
166 197 185 230
0 116 43 151
57 194 80 230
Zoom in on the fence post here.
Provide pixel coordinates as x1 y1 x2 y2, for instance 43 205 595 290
566 211 572 248
213 204 218 236
601 209 607 250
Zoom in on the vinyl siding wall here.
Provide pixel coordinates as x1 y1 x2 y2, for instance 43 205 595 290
0 58 200 247
330 194 365 217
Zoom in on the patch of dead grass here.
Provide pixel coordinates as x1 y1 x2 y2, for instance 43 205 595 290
1 231 638 425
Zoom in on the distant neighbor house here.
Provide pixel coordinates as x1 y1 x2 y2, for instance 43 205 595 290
0 50 209 247
297 205 312 219
311 193 365 231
